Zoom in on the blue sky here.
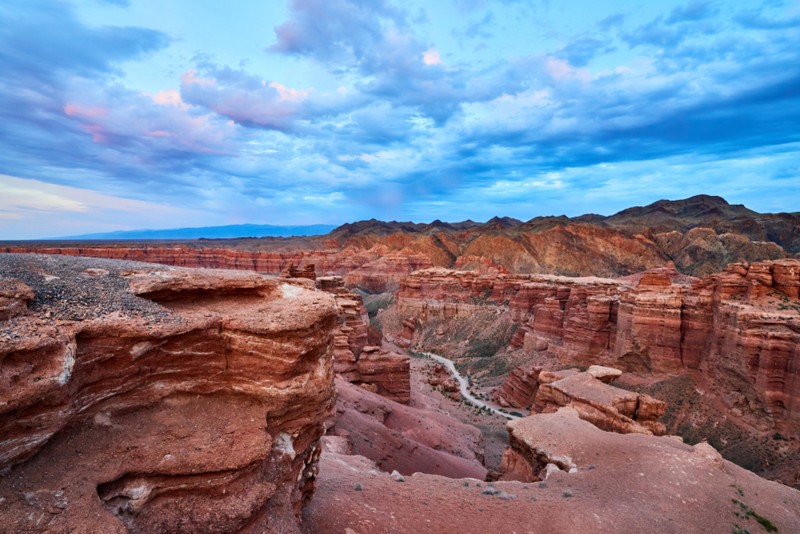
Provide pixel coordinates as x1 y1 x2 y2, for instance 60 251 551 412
1 0 799 239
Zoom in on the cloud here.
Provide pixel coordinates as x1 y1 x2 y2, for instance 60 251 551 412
665 1 718 24
0 0 199 197
735 9 800 30
1 0 799 237
0 1 167 83
555 37 613 67
180 68 310 131
0 174 212 239
423 49 442 65
267 0 507 125
269 0 408 63
597 13 626 30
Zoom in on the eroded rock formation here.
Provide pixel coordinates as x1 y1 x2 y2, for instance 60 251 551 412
395 260 800 434
329 378 487 479
501 367 667 435
5 195 796 280
317 276 410 403
0 254 337 533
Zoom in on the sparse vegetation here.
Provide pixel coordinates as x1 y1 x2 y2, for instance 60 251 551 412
363 292 393 318
732 498 778 533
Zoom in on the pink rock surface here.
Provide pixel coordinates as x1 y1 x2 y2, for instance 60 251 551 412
330 378 487 480
303 407 800 534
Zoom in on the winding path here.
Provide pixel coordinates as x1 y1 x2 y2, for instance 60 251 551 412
422 352 522 420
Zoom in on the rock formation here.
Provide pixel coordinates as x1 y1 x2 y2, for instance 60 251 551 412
5 195 796 279
281 263 317 280
0 254 337 533
304 407 800 533
427 363 461 400
497 367 667 435
328 378 487 480
395 260 800 435
343 252 434 292
0 278 34 320
317 276 410 403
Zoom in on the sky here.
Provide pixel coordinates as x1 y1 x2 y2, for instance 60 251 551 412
1 0 799 239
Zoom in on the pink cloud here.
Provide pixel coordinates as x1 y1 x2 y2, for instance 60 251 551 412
63 103 108 118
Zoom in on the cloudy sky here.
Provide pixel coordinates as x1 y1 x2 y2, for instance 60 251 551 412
1 0 799 239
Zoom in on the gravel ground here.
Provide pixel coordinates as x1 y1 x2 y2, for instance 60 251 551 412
0 253 177 322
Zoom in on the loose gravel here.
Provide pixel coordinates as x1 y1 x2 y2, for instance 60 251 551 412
0 253 177 322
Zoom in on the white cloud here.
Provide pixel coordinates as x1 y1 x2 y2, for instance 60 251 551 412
423 48 442 65
0 175 209 239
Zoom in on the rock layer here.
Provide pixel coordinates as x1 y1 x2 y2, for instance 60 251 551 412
0 254 337 533
534 368 666 435
6 196 796 279
318 276 410 403
395 260 800 434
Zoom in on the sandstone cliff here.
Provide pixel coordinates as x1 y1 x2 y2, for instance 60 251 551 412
394 260 800 436
496 366 667 436
317 276 410 403
0 254 337 533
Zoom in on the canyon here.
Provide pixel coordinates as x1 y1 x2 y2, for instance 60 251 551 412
2 195 800 532
386 259 800 487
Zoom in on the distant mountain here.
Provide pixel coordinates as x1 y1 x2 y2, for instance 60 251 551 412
57 223 338 240
24 195 798 278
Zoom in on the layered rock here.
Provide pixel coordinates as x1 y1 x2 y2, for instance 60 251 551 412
535 368 666 435
396 260 800 433
495 367 665 435
342 252 434 293
492 365 541 408
653 228 788 276
319 276 410 403
0 245 350 274
0 254 338 533
4 196 797 282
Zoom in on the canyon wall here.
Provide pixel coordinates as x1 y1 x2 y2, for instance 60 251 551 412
318 276 410 403
0 254 338 533
394 260 800 434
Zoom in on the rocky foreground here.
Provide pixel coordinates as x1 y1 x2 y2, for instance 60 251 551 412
304 406 800 534
0 254 337 533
